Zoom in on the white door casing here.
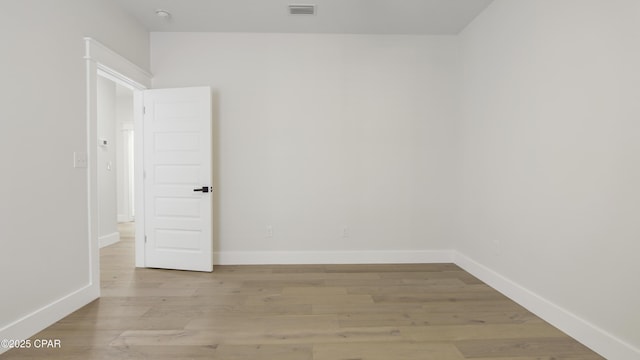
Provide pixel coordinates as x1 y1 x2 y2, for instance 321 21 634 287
143 87 213 272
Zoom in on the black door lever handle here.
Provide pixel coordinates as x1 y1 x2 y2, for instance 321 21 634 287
193 186 211 193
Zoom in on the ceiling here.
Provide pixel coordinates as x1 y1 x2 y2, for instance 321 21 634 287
113 0 494 35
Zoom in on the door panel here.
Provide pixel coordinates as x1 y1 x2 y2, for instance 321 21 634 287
143 87 212 272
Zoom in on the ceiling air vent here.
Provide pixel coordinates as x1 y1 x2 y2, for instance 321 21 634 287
288 4 316 15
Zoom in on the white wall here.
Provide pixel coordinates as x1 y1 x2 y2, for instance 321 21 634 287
0 0 148 348
151 33 458 262
97 76 118 245
457 0 640 355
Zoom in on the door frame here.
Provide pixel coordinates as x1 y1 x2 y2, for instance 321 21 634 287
85 38 152 293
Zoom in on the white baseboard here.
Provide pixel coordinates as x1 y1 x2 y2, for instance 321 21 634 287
454 252 640 360
99 232 120 248
0 283 98 355
214 249 454 265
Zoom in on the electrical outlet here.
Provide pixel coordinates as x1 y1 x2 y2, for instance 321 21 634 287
266 225 273 238
73 152 87 168
342 227 349 238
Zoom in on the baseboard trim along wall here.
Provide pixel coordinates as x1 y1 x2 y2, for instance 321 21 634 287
454 252 640 360
99 232 120 249
0 284 98 355
214 250 455 265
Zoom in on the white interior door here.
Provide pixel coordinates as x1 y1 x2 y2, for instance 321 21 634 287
143 86 213 272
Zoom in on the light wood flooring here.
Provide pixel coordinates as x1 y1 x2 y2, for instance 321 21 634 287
2 223 604 359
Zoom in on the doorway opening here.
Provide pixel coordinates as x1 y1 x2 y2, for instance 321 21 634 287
85 37 151 296
97 73 135 251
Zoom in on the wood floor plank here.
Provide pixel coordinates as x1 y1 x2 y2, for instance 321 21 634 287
313 342 466 360
337 310 541 327
80 345 219 360
62 302 152 319
400 323 567 342
346 282 488 294
313 303 426 315
244 294 375 306
183 314 339 331
281 286 348 296
214 344 313 360
110 327 405 346
421 299 529 313
455 337 604 359
53 316 191 331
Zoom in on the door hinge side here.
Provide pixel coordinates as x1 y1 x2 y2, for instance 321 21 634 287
143 106 146 115
145 235 147 243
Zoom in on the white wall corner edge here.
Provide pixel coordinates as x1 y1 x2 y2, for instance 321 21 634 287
0 284 98 355
453 251 640 360
99 232 120 249
214 249 455 265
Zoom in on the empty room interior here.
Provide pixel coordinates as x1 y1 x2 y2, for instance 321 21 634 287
1 0 639 359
